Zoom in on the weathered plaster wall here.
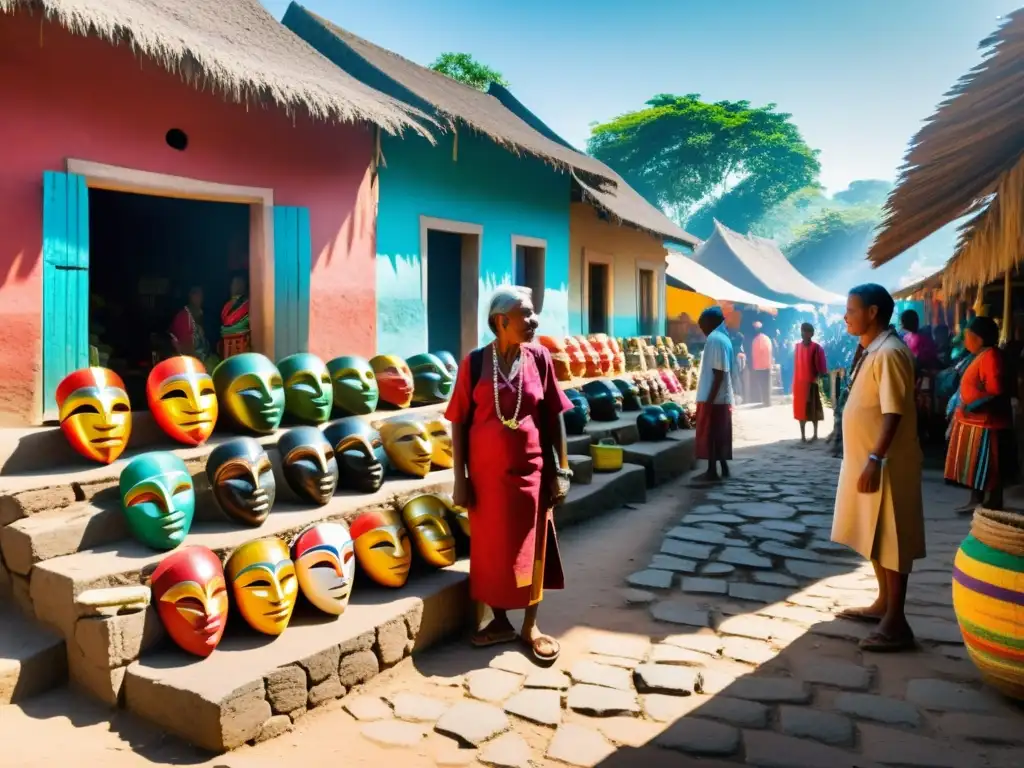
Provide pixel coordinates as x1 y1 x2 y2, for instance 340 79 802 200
376 130 571 360
568 203 668 337
0 12 377 423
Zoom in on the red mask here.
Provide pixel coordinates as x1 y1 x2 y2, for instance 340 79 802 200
150 546 228 657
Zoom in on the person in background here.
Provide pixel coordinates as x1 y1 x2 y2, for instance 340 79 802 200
170 285 216 368
945 316 1016 512
901 311 938 368
793 322 828 442
750 321 773 407
694 306 735 483
731 331 746 403
220 272 251 357
832 283 924 653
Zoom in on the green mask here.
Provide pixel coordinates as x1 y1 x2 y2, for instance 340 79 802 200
277 353 333 424
407 353 455 405
120 452 195 551
212 353 285 434
326 356 379 415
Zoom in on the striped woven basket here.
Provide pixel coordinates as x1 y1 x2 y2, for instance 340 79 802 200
952 508 1024 700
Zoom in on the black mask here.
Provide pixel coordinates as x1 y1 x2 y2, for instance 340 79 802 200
324 417 386 493
206 437 276 526
612 378 642 411
637 406 671 441
582 380 623 421
278 426 339 506
563 389 590 435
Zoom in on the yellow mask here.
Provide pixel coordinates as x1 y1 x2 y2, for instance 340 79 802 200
146 356 218 445
436 492 470 537
425 417 453 469
351 509 412 588
56 367 132 464
379 418 433 478
225 537 298 635
401 494 457 568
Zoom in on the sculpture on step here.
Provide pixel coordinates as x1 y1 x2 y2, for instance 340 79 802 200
659 369 682 395
407 352 455 405
350 509 412 587
278 426 339 506
57 367 132 464
607 337 626 375
435 492 471 538
277 353 333 424
433 350 459 379
292 522 355 616
634 376 652 406
612 378 642 411
539 336 573 382
661 402 684 430
323 417 386 493
146 356 218 446
582 380 623 421
225 537 297 635
206 438 276 527
380 417 433 478
150 546 228 657
563 388 591 435
212 353 284 434
588 334 614 376
576 336 603 378
370 354 414 409
401 494 457 568
637 405 671 441
425 417 454 469
326 355 379 416
564 337 587 378
120 452 195 550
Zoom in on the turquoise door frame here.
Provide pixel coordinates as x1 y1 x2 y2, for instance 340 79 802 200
42 171 90 422
273 206 312 359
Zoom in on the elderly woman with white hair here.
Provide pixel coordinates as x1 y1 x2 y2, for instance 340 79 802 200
445 286 573 662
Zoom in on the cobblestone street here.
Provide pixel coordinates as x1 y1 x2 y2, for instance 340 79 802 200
2 405 1021 767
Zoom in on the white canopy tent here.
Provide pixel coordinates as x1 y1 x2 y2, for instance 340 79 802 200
666 253 793 310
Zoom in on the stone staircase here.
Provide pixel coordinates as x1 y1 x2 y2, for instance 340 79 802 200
0 384 695 752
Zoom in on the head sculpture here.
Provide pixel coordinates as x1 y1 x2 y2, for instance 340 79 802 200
634 376 652 405
425 417 453 469
326 356 379 416
370 355 414 409
563 388 591 435
380 418 433 478
637 405 671 441
433 350 459 379
225 537 297 635
607 337 626 375
576 336 603 378
146 356 218 445
278 426 338 506
57 367 132 464
661 401 684 430
435 492 470 538
323 417 385 493
292 522 355 616
150 546 228 657
119 452 195 551
406 353 455 405
212 353 284 434
612 378 642 411
206 438 275 527
588 334 614 375
401 494 457 568
563 337 588 378
277 353 333 424
539 336 573 382
351 509 411 587
581 380 623 421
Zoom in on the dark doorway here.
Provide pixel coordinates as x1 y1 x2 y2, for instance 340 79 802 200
588 262 610 334
638 268 656 336
88 189 250 405
514 244 546 313
426 229 464 355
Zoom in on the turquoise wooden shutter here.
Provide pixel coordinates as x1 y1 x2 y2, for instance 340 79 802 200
42 171 89 421
273 206 311 359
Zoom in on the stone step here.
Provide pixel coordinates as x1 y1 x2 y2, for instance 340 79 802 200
584 414 640 446
622 433 697 488
568 455 594 485
556 463 647 528
124 563 471 753
0 604 67 704
566 434 593 455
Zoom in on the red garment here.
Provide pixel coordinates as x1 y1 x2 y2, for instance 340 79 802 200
751 333 773 371
695 402 733 460
792 341 827 422
956 348 1011 430
445 344 573 610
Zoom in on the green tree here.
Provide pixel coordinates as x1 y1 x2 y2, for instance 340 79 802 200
832 179 892 207
587 94 820 237
429 52 508 90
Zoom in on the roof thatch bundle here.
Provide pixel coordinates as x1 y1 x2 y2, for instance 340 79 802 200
869 11 1024 276
893 267 946 299
285 3 616 184
1 0 431 136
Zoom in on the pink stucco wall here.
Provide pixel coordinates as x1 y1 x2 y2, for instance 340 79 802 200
0 12 379 424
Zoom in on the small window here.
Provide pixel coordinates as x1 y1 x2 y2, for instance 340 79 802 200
514 242 546 313
638 267 657 336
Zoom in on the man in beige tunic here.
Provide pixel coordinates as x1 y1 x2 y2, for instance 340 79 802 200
832 283 925 652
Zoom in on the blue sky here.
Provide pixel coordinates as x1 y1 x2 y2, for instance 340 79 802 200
266 0 1012 196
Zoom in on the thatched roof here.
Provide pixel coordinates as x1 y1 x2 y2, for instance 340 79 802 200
893 267 946 299
869 11 1024 275
283 2 617 184
1 0 430 136
487 83 699 247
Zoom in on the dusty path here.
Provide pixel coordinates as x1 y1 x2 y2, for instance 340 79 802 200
1 405 1020 768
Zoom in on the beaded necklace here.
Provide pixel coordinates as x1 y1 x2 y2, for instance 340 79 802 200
492 342 524 430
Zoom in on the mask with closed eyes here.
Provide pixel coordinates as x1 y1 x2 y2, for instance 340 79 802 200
323 417 385 493
401 494 457 568
326 356 379 416
432 350 459 380
277 353 333 424
369 355 413 409
150 546 228 657
119 452 195 550
380 418 433 478
350 509 411 588
425 417 453 469
278 426 338 506
206 438 276 527
146 356 218 445
212 353 284 434
406 353 454 405
292 523 355 615
225 537 297 635
57 367 132 464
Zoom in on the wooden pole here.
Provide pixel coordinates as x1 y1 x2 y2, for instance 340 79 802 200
1001 270 1012 345
954 299 962 333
